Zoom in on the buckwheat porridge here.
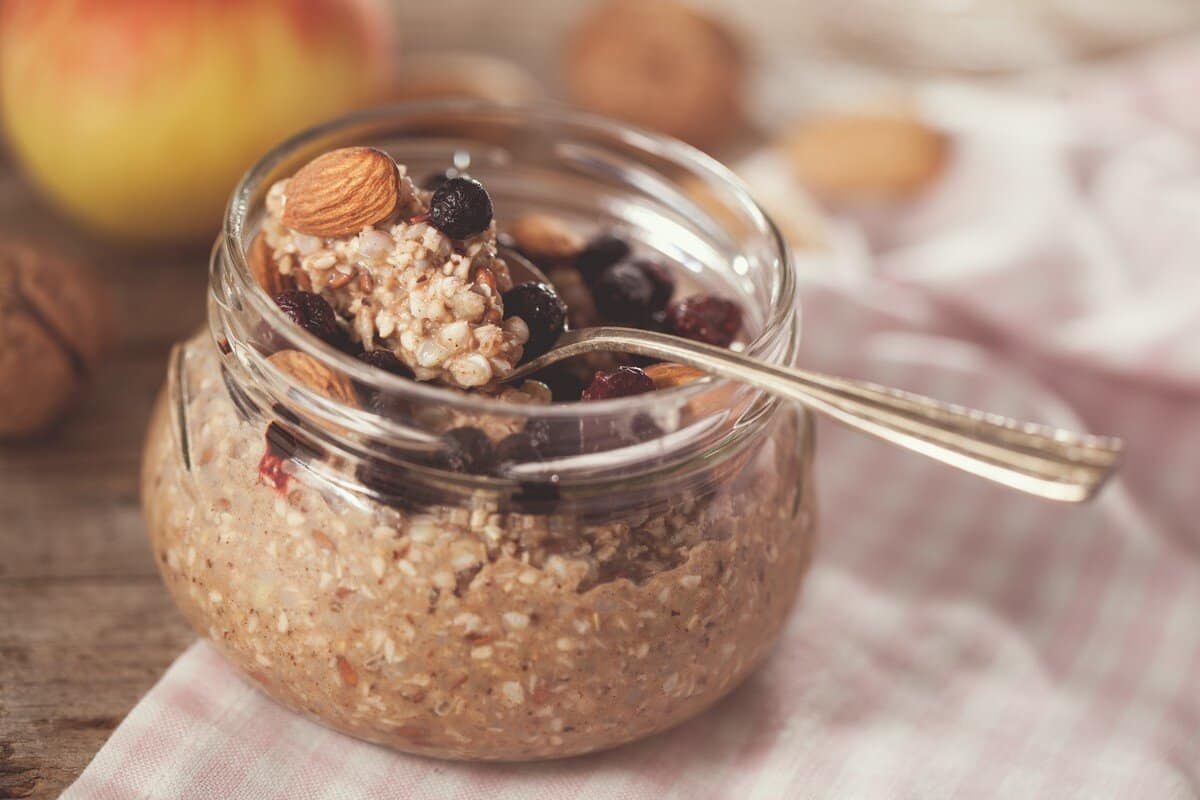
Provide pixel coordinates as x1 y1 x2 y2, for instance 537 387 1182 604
143 129 815 760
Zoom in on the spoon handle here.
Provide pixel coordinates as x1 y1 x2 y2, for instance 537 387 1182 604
527 328 1123 502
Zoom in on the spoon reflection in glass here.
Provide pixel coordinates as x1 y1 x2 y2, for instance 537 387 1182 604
499 248 1123 503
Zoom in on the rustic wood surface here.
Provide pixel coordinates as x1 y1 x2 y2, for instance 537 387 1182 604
0 166 210 799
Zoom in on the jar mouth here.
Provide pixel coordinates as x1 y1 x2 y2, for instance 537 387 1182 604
221 101 798 421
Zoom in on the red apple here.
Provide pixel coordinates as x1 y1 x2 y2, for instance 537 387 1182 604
0 0 395 242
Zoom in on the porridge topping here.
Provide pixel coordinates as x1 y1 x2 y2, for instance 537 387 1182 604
259 149 524 388
253 146 747 408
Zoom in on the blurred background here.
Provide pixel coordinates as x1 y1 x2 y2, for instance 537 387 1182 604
4 1 1200 795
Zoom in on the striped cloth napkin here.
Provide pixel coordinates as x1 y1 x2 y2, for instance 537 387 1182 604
65 47 1200 800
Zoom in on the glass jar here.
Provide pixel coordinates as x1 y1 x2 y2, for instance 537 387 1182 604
142 104 816 760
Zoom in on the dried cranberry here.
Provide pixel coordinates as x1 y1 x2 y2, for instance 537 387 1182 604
273 290 344 347
593 262 654 327
429 176 493 239
664 295 742 348
421 167 462 191
502 282 568 361
576 232 631 283
633 260 675 312
582 366 656 401
431 427 495 474
356 349 414 378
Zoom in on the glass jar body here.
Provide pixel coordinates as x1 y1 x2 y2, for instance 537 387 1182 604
142 104 816 760
142 333 815 759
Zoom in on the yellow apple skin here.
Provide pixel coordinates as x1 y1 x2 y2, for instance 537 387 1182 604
0 0 394 242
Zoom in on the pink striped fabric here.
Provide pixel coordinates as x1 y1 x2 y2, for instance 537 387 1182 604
65 45 1200 800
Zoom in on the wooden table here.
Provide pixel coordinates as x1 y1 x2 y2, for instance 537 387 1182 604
0 168 209 798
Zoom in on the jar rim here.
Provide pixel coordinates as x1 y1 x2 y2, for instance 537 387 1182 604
221 101 798 420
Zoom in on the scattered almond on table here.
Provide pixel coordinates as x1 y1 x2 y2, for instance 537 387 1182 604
779 112 949 201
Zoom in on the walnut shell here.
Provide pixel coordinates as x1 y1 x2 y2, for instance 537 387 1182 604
0 240 111 438
565 0 746 149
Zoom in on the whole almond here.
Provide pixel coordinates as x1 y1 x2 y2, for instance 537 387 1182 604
247 232 293 295
282 147 400 237
509 213 584 262
644 361 748 421
781 113 947 200
268 350 359 407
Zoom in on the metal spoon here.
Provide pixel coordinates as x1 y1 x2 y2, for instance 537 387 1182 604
499 249 1123 503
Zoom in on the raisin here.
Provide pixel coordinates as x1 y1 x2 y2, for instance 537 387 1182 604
593 262 654 327
502 282 568 361
429 177 493 239
664 295 742 348
582 366 656 401
576 232 631 283
272 290 345 347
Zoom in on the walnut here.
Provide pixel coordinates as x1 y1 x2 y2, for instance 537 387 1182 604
0 240 111 438
565 0 746 150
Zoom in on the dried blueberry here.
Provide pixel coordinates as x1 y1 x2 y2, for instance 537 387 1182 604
633 259 675 312
582 366 656 401
576 232 631 284
273 290 344 347
421 167 461 191
593 262 655 327
429 176 493 239
431 427 495 474
664 295 743 348
495 418 583 465
356 349 414 378
502 282 568 361
495 430 541 466
527 418 584 458
531 362 588 403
